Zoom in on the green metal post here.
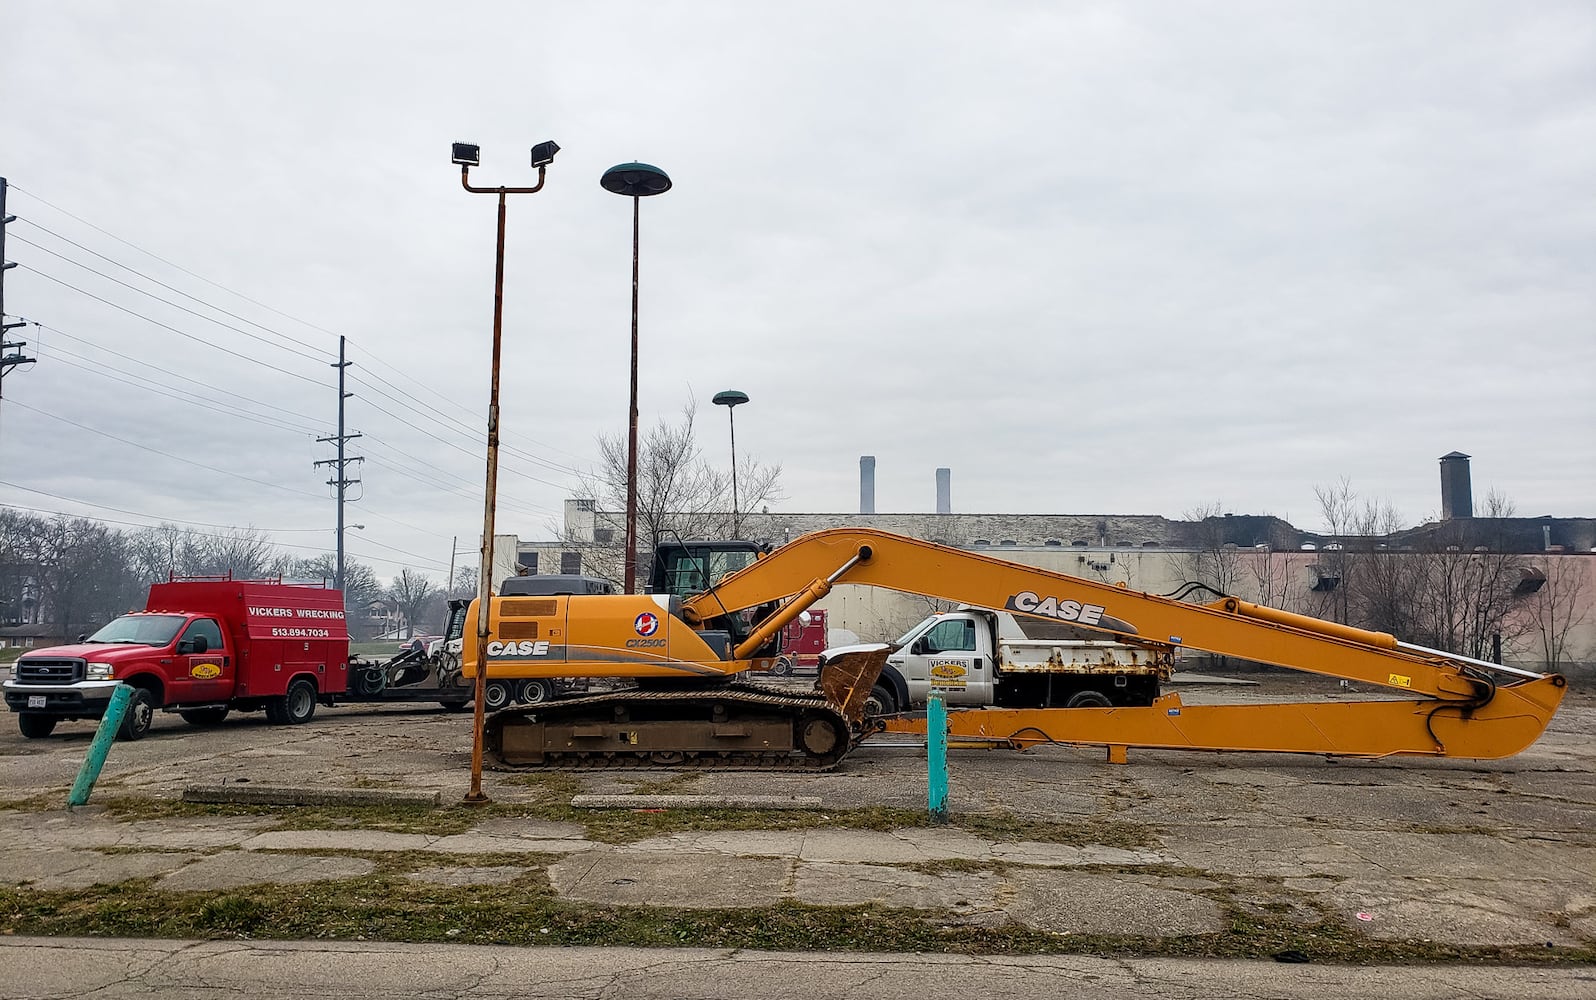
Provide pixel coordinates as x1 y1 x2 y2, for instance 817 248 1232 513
927 693 949 822
67 684 132 808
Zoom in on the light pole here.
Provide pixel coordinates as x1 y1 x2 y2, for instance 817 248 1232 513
600 161 671 593
454 138 559 806
712 389 748 537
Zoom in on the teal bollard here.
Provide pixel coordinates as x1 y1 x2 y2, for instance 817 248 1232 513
67 683 133 808
927 693 949 822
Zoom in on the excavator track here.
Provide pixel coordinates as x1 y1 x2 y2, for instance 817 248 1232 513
484 681 857 771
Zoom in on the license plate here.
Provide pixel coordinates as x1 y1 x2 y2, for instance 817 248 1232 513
27 695 46 709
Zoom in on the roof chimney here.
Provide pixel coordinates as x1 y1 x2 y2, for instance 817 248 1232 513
936 468 951 515
1440 451 1473 520
859 456 876 515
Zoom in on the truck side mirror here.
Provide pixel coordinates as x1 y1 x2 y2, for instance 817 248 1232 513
910 638 927 655
77 633 88 643
179 635 209 654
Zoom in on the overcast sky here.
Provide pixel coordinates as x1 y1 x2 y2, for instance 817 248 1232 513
4 1 1593 582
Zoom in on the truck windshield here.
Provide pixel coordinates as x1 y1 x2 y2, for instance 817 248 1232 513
894 616 938 645
84 615 188 647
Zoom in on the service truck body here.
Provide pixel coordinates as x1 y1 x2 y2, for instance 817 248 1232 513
823 606 1174 715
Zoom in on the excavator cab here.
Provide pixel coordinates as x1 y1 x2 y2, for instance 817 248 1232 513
648 540 764 599
648 540 781 657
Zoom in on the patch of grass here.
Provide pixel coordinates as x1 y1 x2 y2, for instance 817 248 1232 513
0 794 59 812
956 813 1157 850
0 876 1591 964
93 789 1156 849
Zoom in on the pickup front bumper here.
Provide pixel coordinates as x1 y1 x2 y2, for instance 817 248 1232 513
3 680 121 717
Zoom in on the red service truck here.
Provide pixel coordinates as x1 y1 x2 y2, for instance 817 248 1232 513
769 608 828 675
3 577 354 740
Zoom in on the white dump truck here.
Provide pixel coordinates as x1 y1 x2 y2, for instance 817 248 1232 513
820 606 1176 716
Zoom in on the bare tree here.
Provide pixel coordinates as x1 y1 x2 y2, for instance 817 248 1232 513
1511 556 1592 670
388 568 439 638
284 554 383 640
1172 502 1243 598
1406 491 1528 660
579 397 783 584
1 513 141 632
1244 546 1305 612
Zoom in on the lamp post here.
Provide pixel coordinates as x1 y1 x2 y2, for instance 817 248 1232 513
454 138 558 806
599 161 671 593
712 389 748 537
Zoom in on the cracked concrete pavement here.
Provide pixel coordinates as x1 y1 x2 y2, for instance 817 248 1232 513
4 937 1596 999
2 677 1594 975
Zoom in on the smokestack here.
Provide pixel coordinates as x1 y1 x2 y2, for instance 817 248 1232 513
1440 451 1473 520
936 468 951 515
859 456 876 515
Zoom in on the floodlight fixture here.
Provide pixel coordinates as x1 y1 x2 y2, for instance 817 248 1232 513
451 142 481 166
529 141 561 168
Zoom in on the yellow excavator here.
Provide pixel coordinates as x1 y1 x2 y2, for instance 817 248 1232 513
462 529 1567 770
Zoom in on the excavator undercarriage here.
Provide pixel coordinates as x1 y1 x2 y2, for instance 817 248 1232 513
485 645 889 771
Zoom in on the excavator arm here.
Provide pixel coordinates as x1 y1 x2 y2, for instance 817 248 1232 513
683 528 1566 760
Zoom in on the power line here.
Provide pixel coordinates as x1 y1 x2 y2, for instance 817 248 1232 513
0 479 326 532
31 342 322 435
358 437 557 519
10 183 352 341
11 184 596 485
12 218 334 358
9 400 328 499
0 501 337 554
16 265 331 388
27 321 322 428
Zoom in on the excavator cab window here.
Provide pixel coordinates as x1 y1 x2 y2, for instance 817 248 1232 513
649 541 762 599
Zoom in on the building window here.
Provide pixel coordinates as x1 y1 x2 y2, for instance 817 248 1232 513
560 552 582 575
593 528 614 544
518 552 539 575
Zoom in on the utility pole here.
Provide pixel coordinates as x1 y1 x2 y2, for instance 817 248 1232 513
314 336 362 593
0 177 36 444
446 535 458 595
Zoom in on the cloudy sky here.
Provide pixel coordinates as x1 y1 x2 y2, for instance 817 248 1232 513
4 1 1593 582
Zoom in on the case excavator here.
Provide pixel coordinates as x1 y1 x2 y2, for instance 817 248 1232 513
462 529 1567 770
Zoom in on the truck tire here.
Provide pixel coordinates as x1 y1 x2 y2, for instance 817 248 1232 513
484 680 513 712
863 682 897 717
180 707 229 727
770 655 795 677
517 679 553 705
17 713 56 739
281 678 318 725
118 687 157 741
1065 689 1113 708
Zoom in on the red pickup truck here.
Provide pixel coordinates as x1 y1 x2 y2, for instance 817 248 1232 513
3 577 351 740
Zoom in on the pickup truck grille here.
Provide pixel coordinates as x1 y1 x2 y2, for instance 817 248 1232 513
15 658 85 684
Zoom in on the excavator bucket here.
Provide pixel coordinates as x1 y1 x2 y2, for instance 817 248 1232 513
818 646 893 726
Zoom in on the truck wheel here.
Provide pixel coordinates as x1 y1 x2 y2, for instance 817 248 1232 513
180 707 229 727
118 687 156 741
863 682 897 717
517 679 553 705
1065 689 1113 708
484 680 513 712
770 655 795 677
280 678 318 725
17 714 56 739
